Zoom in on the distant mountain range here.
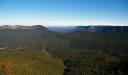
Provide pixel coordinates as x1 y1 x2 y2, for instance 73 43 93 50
47 26 76 33
0 25 48 31
48 26 128 33
0 25 128 33
73 26 128 32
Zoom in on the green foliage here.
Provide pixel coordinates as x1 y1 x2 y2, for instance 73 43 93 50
0 29 128 75
0 50 65 75
64 50 120 75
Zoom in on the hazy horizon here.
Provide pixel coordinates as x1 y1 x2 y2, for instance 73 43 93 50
0 24 128 27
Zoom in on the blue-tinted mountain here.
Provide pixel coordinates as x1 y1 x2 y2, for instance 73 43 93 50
47 26 76 33
73 26 128 32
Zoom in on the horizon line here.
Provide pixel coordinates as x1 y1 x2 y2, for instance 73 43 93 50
0 24 128 27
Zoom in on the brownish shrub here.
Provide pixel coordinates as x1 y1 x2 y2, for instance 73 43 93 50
0 60 11 75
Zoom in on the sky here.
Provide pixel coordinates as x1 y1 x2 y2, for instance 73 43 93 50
0 0 128 26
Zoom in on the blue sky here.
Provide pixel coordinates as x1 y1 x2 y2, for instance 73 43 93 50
0 0 128 26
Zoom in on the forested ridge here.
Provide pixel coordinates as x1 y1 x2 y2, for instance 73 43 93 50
0 29 128 75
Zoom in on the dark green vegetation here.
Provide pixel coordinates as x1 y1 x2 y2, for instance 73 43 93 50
0 29 128 75
64 50 119 75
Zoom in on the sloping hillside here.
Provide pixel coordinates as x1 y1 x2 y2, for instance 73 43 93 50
0 50 65 75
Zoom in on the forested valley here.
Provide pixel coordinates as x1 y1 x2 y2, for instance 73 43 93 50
0 28 128 75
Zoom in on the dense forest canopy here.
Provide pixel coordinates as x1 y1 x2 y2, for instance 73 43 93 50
0 27 127 75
